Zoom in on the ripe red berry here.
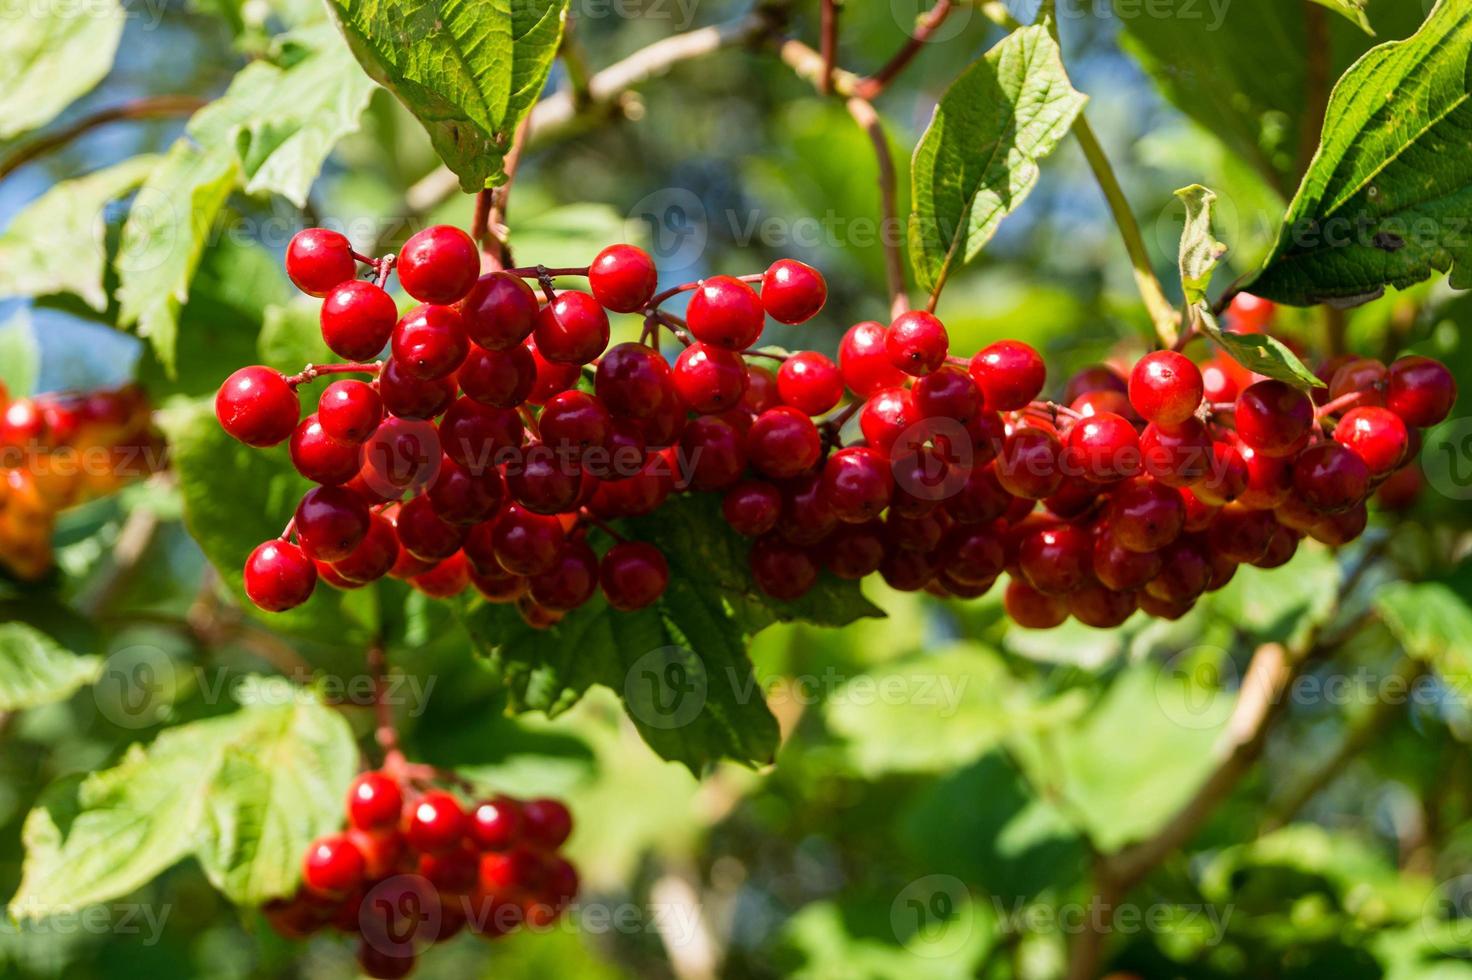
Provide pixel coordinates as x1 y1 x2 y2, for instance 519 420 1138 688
1208 504 1277 564
459 343 536 408
821 447 893 523
428 456 504 524
244 539 317 611
1386 355 1457 427
839 321 906 397
397 224 479 304
750 534 818 600
742 364 780 414
395 493 467 561
320 280 397 360
1235 380 1313 458
1293 442 1369 514
392 304 469 380
318 380 383 444
535 290 610 364
1019 524 1091 595
295 486 371 562
779 472 838 546
826 523 886 580
1064 411 1141 483
1106 478 1185 553
1129 351 1203 427
286 228 357 297
505 443 582 514
911 364 981 424
1093 535 1162 592
686 275 765 349
969 341 1045 411
539 391 613 457
347 771 404 831
885 311 948 377
458 271 540 350
522 798 573 848
1333 406 1409 478
1192 441 1249 506
525 337 582 405
411 551 472 597
492 505 565 575
1145 539 1210 603
469 796 523 851
437 397 520 472
858 386 915 457
761 259 827 324
1227 293 1276 333
1069 584 1138 628
746 406 821 478
331 513 399 584
1328 358 1388 406
722 481 782 536
302 833 365 896
589 244 658 313
673 343 749 413
777 351 844 416
216 366 299 447
528 540 598 610
995 427 1063 500
407 790 467 853
1004 579 1068 629
290 415 361 485
941 526 1005 585
595 342 674 420
1139 418 1212 487
599 542 669 611
378 358 456 419
679 416 747 491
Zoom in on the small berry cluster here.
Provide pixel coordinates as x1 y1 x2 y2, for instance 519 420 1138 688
265 769 577 978
0 384 159 580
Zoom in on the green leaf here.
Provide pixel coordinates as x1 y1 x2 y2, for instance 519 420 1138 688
186 28 377 207
908 25 1087 294
1247 1 1472 306
0 624 101 712
326 0 569 191
257 301 337 373
9 682 356 915
0 156 157 311
0 0 125 139
1312 0 1374 34
1195 304 1325 389
115 141 240 376
0 310 41 400
1175 185 1229 306
1376 571 1472 697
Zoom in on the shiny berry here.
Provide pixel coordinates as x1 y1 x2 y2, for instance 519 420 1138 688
1140 418 1212 487
1004 579 1067 629
777 351 844 416
505 443 582 514
439 397 521 472
1019 524 1091 595
589 244 658 313
407 790 467 853
456 271 540 351
600 542 669 611
1106 478 1185 553
535 290 610 364
858 386 915 457
244 540 317 611
679 416 747 491
459 343 536 408
673 343 748 413
1293 442 1369 514
332 513 399 584
761 259 827 324
1129 351 1203 427
302 833 365 896
286 228 356 297
525 337 582 405
1235 380 1314 458
1093 535 1161 592
821 447 893 523
528 540 598 610
839 321 906 397
1334 406 1409 478
911 364 981 424
347 771 404 831
595 342 675 420
469 796 523 851
1386 355 1457 427
320 280 397 360
1064 411 1141 483
885 311 948 377
750 535 818 600
395 493 467 560
216 366 299 447
392 304 468 380
290 415 361 485
411 551 472 597
378 358 456 419
397 225 479 304
995 427 1063 500
428 456 504 524
295 486 370 562
686 275 765 350
522 798 573 848
318 380 383 443
722 481 782 536
493 505 565 575
969 341 1045 411
746 406 821 478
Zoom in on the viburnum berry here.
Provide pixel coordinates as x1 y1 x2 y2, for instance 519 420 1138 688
1293 442 1369 514
1129 351 1203 427
912 364 981 423
392 304 469 380
746 406 821 478
1146 539 1211 603
458 271 540 350
505 443 582 514
411 551 472 597
302 833 365 897
1019 524 1091 595
469 796 523 851
750 534 818 600
216 366 299 447
528 540 599 610
885 311 948 377
1227 292 1276 333
760 259 827 324
459 343 536 408
995 427 1063 500
290 415 361 485
821 446 893 523
244 539 317 611
395 493 467 561
595 342 675 420
438 397 521 471
1139 418 1211 487
397 224 479 304
286 228 357 297
589 244 658 313
742 364 780 414
321 280 398 360
1386 354 1457 427
679 416 747 491
1192 441 1249 506
535 290 610 365
295 486 371 562
722 481 782 536
823 523 884 580
941 526 1005 586
776 351 844 416
538 390 612 457
673 343 749 413
599 542 669 611
858 386 915 457
1069 584 1138 628
331 513 399 584
492 505 565 575
522 798 574 848
1093 534 1162 592
839 321 906 397
347 771 403 831
1333 406 1409 478
378 358 456 420
1106 477 1185 553
318 380 382 444
880 547 939 592
1329 358 1388 406
407 790 467 853
1208 504 1278 564
686 275 765 350
1004 579 1068 629
524 336 582 405
969 341 1045 411
427 456 504 525
1235 380 1314 457
1064 411 1141 483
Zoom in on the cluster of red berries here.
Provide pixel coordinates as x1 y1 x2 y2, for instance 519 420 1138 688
264 769 577 978
0 383 159 580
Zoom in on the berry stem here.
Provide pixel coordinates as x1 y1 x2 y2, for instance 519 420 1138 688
285 361 384 388
742 348 789 363
373 254 395 289
1315 389 1368 418
504 265 590 279
578 508 628 543
366 642 403 770
846 95 910 317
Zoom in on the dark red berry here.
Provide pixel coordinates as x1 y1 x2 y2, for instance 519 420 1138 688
839 321 907 397
750 535 818 600
826 522 887 579
673 343 749 413
821 446 893 523
1140 418 1212 487
595 342 674 420
1004 579 1067 629
969 341 1045 411
286 228 356 297
395 493 468 560
534 291 610 365
332 513 399 584
469 796 523 851
912 364 981 423
779 472 838 546
1386 355 1457 427
885 311 948 377
458 272 540 349
1069 584 1138 628
411 551 472 597
378 358 456 419
1129 351 1202 427
679 415 747 491
439 396 522 472
589 244 658 313
492 505 565 575
397 224 479 304
686 275 765 350
216 366 299 447
318 380 383 444
1106 478 1185 553
459 343 537 408
761 259 827 324
1293 442 1369 514
407 789 467 853
295 486 370 562
941 526 1005 585
599 542 669 611
746 406 821 478
1093 534 1161 592
1019 524 1091 595
522 798 573 848
428 456 504 524
528 540 598 610
505 443 582 514
1235 380 1314 458
244 539 317 611
722 481 782 535
320 280 397 360
525 337 582 405
995 427 1063 500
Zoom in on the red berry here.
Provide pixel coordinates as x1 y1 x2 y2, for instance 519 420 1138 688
439 396 522 471
687 275 765 350
969 341 1045 411
722 481 782 536
428 456 504 524
595 342 674 420
318 380 383 444
679 415 747 491
1004 579 1067 629
826 523 887 579
589 244 658 313
1106 478 1185 553
397 224 479 304
392 304 468 380
912 364 981 423
348 771 404 831
1235 380 1314 458
1069 584 1138 628
1064 411 1141 483
489 505 564 576
535 290 610 365
885 311 948 377
358 416 441 498
1129 351 1202 427
395 493 467 561
858 386 915 457
599 542 669 611
1293 442 1369 514
320 280 397 360
779 472 838 546
880 548 939 592
1200 355 1249 404
750 535 818 600
302 833 365 896
1093 535 1162 592
1333 406 1409 478
244 539 317 611
286 228 356 297
1139 418 1211 487
290 415 361 485
761 259 826 324
524 337 582 405
407 790 467 853
839 321 906 397
821 446 893 523
1192 442 1249 506
1226 293 1275 333
1207 504 1277 564
455 273 538 353
995 427 1063 500
1019 524 1091 595
1386 355 1457 427
941 526 1005 585
777 351 844 416
469 796 523 851
378 358 456 420
528 540 598 610
746 406 821 478
505 443 582 514
521 798 573 848
459 343 536 408
295 486 370 562
216 366 299 447
1145 539 1210 603
332 513 399 584
673 343 749 413
411 550 472 597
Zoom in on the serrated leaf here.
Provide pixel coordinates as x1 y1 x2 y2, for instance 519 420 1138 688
0 310 40 400
0 623 101 712
1247 0 1472 306
9 684 356 915
1195 304 1325 389
326 0 568 191
187 28 376 207
1175 185 1229 306
908 25 1087 295
0 156 158 311
1312 0 1374 35
115 140 239 376
0 0 125 139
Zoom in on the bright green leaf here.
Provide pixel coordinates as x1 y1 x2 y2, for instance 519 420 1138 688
0 310 40 399
1175 184 1229 306
1248 0 1472 306
908 25 1087 295
1312 0 1374 35
257 301 336 373
0 156 157 311
0 0 125 140
0 624 101 712
1196 304 1325 389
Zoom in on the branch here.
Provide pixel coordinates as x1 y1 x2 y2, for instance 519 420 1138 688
0 95 206 182
819 0 839 94
846 97 909 316
854 0 955 100
1296 0 1332 181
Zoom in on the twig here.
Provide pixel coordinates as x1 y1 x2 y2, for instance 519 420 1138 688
846 97 910 317
0 95 206 182
483 113 533 269
819 0 839 94
854 0 955 100
1296 0 1332 182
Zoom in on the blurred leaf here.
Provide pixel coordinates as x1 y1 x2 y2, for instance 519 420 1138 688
908 24 1087 294
780 893 998 980
1208 542 1343 643
0 623 101 712
1313 0 1375 34
0 0 125 139
0 310 41 399
1197 305 1325 389
326 0 568 191
1248 1 1472 306
1377 565 1472 698
187 27 376 208
10 681 355 915
510 204 634 268
1176 185 1229 306
257 301 335 372
0 156 157 311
